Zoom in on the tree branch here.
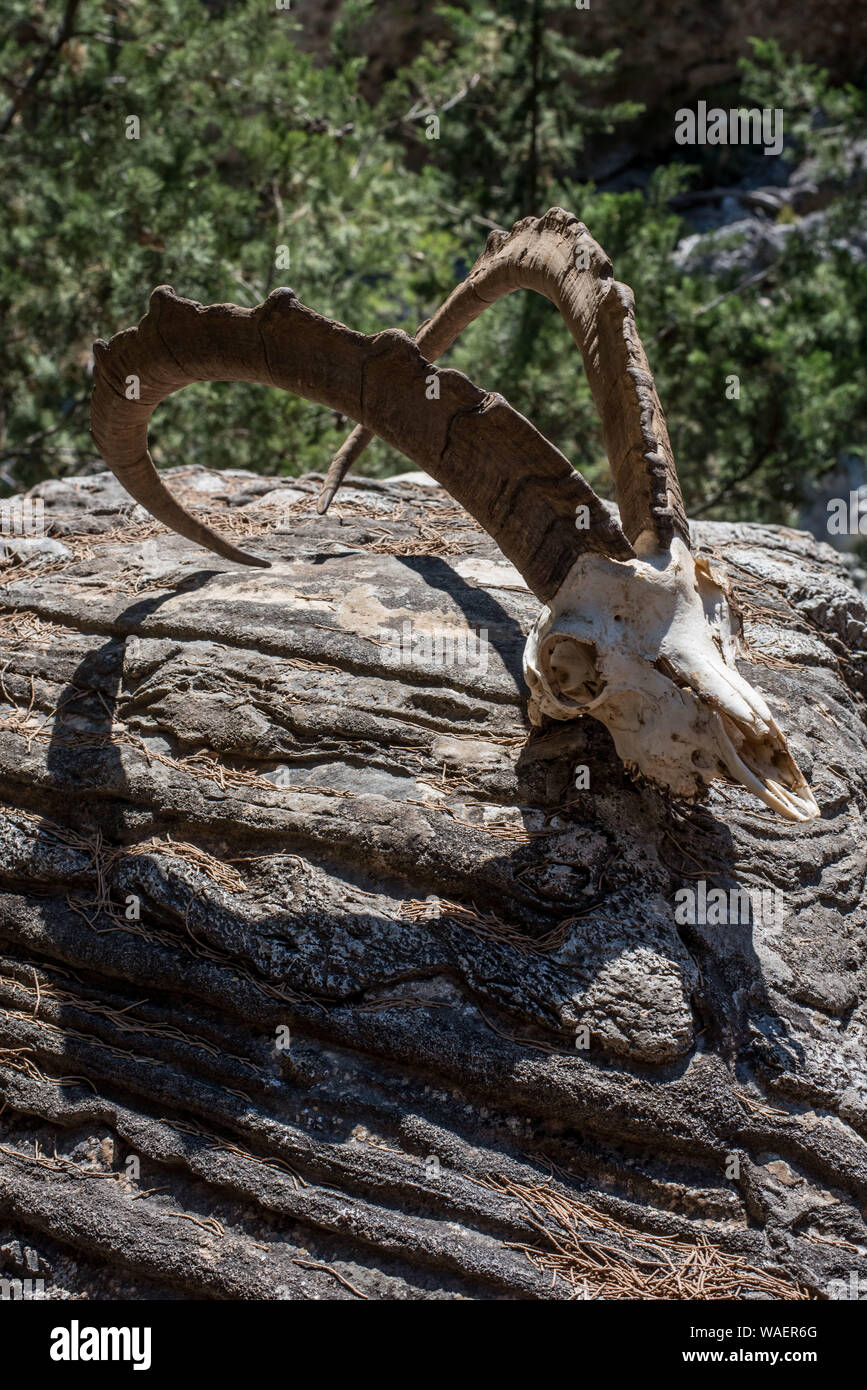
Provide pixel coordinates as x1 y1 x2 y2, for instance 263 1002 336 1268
0 0 82 136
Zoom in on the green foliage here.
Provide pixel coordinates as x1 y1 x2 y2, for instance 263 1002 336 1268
435 36 867 525
1 7 865 532
739 38 866 175
413 0 642 218
0 0 463 485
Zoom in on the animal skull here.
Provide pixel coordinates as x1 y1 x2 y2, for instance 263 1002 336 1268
90 210 820 820
523 539 819 820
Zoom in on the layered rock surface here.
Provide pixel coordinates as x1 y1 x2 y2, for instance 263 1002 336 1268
0 467 865 1299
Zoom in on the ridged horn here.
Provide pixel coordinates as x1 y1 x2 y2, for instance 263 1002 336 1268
319 209 689 555
90 286 635 602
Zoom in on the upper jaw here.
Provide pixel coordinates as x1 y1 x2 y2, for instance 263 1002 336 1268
711 707 820 822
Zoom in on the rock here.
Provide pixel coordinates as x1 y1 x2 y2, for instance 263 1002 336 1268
0 467 865 1300
0 537 73 563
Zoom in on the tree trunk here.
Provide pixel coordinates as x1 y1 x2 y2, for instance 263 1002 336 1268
0 465 865 1300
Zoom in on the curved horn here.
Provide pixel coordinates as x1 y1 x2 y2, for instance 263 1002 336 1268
318 208 689 554
91 286 635 602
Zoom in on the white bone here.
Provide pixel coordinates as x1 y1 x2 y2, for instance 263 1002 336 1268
523 539 819 821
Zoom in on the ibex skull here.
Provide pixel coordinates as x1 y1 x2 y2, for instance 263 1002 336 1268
90 208 819 821
524 540 818 820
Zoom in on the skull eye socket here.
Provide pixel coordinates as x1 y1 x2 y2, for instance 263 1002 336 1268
542 636 601 706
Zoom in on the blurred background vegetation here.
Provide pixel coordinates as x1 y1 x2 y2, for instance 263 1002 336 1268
1 0 866 538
